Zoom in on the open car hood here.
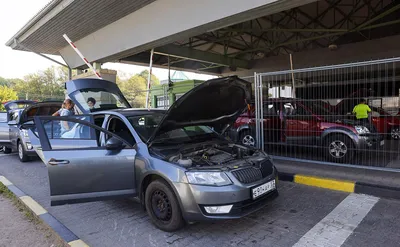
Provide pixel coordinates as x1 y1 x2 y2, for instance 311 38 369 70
19 101 62 124
148 76 252 143
3 100 36 112
66 78 131 114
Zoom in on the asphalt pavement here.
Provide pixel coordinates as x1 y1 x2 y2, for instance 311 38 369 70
0 153 400 247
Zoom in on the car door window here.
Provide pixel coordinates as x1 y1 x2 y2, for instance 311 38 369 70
34 116 133 151
283 103 310 118
263 103 278 117
39 115 94 140
107 117 136 146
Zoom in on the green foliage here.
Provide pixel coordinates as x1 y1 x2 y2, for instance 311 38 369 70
11 66 66 101
118 69 160 108
0 86 18 110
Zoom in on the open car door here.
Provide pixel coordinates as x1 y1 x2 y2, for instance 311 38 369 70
32 115 137 206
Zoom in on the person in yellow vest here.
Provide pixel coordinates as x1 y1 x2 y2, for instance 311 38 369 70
353 99 371 125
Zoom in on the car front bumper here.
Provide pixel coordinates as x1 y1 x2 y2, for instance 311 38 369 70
357 133 384 149
173 174 278 222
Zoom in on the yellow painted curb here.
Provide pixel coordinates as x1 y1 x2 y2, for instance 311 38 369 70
294 174 355 193
19 196 48 215
0 176 12 186
69 239 90 247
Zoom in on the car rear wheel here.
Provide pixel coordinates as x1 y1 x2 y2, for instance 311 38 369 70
390 127 400 140
240 130 256 147
145 179 184 232
3 147 12 154
325 134 354 163
17 141 29 162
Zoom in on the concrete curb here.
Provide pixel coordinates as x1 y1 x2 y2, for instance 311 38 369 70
278 172 400 199
0 176 89 247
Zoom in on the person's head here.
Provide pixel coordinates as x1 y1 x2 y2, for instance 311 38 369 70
360 99 367 104
63 99 74 110
87 97 96 109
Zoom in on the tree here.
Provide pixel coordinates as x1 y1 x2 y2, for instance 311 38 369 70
0 86 18 110
118 74 148 108
138 70 160 86
12 66 65 101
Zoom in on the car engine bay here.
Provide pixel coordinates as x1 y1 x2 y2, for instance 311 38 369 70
164 142 268 169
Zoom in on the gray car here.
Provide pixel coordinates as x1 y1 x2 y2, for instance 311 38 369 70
0 100 62 162
29 76 279 232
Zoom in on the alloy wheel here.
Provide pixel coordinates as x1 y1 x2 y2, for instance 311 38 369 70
329 140 347 159
242 135 255 147
391 128 400 140
18 143 24 160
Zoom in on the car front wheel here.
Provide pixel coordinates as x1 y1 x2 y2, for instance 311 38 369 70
240 130 256 147
390 127 400 140
145 179 184 232
17 141 29 162
325 134 354 163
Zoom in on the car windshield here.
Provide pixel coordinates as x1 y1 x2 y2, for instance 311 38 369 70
71 89 130 112
128 113 218 143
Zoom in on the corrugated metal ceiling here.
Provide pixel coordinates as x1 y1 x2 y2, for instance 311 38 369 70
13 0 155 54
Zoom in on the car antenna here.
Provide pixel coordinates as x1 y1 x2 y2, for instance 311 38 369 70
62 34 102 80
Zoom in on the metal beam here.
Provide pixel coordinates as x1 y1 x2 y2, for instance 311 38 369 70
221 28 348 33
154 44 250 69
229 19 400 56
14 39 69 68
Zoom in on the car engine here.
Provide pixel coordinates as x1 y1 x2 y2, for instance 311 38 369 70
167 143 266 169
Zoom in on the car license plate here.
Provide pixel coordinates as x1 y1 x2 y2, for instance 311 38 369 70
252 180 275 199
380 140 384 146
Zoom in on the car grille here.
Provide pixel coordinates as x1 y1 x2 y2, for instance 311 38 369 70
231 160 274 184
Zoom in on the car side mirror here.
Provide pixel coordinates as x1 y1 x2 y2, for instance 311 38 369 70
8 120 17 125
106 137 125 150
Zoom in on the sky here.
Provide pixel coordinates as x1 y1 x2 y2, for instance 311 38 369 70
0 0 215 81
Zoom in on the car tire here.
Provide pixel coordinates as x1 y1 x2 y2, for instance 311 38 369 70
239 130 256 147
145 179 184 232
324 134 354 163
390 127 400 140
17 141 29 162
3 147 12 154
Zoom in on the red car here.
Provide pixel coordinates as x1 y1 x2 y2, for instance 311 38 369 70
330 94 400 140
233 98 384 163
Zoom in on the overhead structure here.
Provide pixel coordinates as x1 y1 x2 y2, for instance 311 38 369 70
6 0 400 76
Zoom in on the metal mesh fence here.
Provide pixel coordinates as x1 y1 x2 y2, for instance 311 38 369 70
248 58 400 169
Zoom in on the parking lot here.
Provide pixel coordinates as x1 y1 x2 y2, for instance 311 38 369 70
1 153 399 247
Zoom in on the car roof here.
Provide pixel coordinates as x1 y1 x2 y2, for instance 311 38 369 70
95 108 167 116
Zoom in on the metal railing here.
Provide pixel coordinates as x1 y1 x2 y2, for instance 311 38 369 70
251 57 400 169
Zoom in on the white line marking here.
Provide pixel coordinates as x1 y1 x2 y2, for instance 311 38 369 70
293 193 379 247
20 196 47 215
0 176 12 186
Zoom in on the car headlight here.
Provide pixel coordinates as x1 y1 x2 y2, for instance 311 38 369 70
186 172 232 186
21 129 29 137
355 126 370 134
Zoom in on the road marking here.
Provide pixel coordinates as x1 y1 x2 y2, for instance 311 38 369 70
0 176 12 186
293 193 379 247
294 174 355 193
68 239 90 247
19 196 48 215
